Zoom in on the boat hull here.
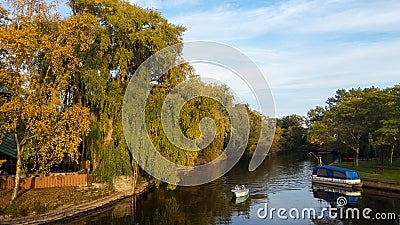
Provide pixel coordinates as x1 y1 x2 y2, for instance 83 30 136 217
231 189 249 197
232 194 249 204
312 175 363 189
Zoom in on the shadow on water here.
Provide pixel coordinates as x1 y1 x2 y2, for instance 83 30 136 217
61 152 400 225
52 197 137 225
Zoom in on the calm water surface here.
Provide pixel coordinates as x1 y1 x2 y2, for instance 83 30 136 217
62 153 400 225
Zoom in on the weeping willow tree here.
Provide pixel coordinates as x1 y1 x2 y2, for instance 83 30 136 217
63 0 269 183
64 0 186 182
146 78 234 166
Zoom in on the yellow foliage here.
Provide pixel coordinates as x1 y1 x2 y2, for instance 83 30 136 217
0 3 92 174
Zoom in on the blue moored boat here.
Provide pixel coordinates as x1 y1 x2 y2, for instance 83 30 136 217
312 166 362 189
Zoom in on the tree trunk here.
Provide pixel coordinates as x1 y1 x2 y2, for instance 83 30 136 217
12 134 22 200
133 165 138 193
355 148 359 167
104 116 113 143
390 145 395 166
80 136 85 170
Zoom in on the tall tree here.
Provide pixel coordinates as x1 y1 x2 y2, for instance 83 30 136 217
308 89 365 166
0 0 91 200
307 106 336 149
65 0 187 182
374 86 400 165
276 114 306 151
330 89 368 166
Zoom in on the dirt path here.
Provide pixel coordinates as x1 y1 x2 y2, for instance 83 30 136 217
0 180 155 225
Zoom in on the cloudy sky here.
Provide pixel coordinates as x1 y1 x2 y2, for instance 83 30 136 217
126 0 400 117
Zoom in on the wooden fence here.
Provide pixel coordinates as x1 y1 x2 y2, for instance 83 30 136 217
0 174 88 190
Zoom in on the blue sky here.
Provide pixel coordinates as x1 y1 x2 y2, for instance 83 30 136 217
126 0 400 117
53 0 400 117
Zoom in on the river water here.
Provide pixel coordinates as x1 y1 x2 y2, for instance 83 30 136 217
62 153 400 225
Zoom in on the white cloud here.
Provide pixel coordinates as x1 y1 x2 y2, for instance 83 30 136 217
232 39 400 116
132 0 400 116
129 0 199 10
128 0 159 9
254 41 400 89
170 0 400 41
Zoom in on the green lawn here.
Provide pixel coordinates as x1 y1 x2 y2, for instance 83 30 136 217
334 161 400 182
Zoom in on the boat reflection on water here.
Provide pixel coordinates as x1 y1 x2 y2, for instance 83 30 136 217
312 184 362 206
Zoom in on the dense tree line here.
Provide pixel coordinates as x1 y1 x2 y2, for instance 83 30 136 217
268 85 400 168
308 85 400 166
274 114 307 152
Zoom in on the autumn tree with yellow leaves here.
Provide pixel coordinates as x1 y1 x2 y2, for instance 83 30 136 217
0 0 91 200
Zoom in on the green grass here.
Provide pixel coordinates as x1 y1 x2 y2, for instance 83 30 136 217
334 161 400 182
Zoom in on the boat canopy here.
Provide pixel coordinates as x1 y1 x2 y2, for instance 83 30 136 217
312 166 360 180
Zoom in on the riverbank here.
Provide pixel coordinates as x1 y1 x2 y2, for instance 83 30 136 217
335 161 400 192
0 179 155 225
362 177 400 192
335 161 400 182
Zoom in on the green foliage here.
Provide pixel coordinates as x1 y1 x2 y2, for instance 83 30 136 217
308 85 400 166
244 107 262 157
242 106 275 157
1 0 275 186
278 114 304 129
273 114 306 152
63 0 187 182
64 0 267 182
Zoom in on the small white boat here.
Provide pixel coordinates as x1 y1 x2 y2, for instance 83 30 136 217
232 194 249 204
231 188 249 197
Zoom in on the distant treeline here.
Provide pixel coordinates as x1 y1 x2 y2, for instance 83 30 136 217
274 85 400 167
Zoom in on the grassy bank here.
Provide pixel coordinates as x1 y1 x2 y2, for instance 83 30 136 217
0 185 114 218
334 161 400 182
